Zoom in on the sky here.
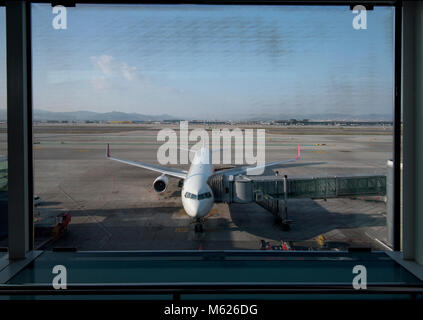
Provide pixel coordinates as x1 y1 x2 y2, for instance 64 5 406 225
0 4 394 120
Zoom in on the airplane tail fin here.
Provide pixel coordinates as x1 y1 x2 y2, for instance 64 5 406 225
296 144 301 160
106 144 111 158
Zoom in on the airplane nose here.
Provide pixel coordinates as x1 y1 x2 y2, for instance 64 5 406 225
197 199 213 217
183 198 199 218
189 201 200 217
182 199 213 218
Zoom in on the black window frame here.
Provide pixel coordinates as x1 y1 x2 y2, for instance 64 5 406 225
2 0 403 259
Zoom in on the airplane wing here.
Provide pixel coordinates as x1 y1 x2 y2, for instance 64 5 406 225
106 144 187 180
217 144 300 176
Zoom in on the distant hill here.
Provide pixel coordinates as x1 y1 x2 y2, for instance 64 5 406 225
0 108 392 122
0 109 177 122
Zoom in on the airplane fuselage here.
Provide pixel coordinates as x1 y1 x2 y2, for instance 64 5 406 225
181 147 215 218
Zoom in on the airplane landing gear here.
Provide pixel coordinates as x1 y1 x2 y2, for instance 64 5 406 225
194 218 204 233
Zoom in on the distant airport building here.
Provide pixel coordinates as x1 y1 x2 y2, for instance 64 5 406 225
108 121 134 124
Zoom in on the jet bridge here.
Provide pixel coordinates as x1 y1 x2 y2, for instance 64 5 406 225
208 173 387 204
208 173 387 230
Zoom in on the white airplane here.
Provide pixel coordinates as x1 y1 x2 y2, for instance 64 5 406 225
106 143 300 232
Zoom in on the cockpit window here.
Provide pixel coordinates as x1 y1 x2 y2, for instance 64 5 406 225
185 192 197 199
185 192 212 200
197 192 212 200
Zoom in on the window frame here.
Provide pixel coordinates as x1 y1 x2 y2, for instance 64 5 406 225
3 0 403 265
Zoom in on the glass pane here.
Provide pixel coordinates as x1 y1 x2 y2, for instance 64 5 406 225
32 4 394 251
0 7 7 248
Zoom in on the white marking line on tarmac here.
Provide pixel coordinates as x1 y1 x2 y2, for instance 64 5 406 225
365 232 392 251
58 184 113 238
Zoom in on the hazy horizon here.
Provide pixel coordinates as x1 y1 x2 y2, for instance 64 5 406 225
0 107 393 122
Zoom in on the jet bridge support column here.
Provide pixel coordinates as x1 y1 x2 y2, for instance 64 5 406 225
281 175 290 231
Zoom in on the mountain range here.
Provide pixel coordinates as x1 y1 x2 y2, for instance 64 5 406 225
0 109 392 122
0 109 177 122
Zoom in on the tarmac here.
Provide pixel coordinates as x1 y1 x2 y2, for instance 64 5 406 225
1 123 393 250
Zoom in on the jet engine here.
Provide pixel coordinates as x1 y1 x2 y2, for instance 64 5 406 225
153 174 168 193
